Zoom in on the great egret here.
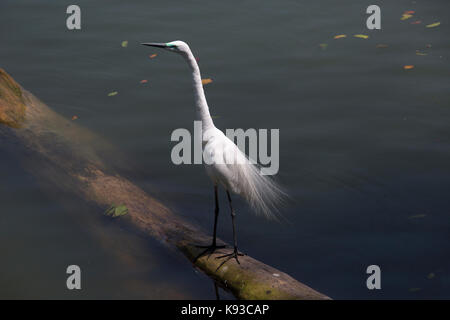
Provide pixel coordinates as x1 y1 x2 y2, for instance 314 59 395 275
141 40 285 265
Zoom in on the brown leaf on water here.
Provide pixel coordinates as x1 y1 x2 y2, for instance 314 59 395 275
403 65 415 70
404 10 415 15
202 78 213 85
408 214 426 219
140 79 148 84
409 288 421 292
149 54 157 59
411 20 422 25
71 115 78 121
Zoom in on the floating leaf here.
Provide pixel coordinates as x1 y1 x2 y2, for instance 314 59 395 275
108 91 118 96
408 214 426 219
149 53 157 59
202 78 213 85
426 22 440 28
403 65 415 70
104 204 129 218
334 34 347 39
71 115 78 121
416 51 427 56
121 40 128 48
426 44 432 48
427 272 435 279
319 43 328 50
354 34 369 39
401 14 413 21
404 10 415 15
376 44 389 48
411 20 422 25
140 79 148 84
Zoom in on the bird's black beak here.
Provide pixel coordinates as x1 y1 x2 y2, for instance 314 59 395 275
141 42 167 48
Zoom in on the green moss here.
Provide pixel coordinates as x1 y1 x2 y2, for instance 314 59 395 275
0 68 26 128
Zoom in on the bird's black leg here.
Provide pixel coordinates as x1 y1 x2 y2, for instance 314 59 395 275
216 191 245 269
212 185 220 246
194 186 225 261
214 281 220 300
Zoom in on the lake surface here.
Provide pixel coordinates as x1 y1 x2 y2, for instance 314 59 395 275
1 0 449 299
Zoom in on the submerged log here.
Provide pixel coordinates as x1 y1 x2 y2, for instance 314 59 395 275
0 68 330 300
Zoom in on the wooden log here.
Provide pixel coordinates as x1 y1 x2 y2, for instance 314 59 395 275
0 68 330 300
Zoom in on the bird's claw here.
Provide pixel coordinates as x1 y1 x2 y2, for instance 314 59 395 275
193 244 226 263
215 249 245 271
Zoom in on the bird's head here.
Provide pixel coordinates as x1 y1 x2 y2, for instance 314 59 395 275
141 40 190 55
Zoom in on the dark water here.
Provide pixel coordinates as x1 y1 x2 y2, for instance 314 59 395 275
1 0 450 299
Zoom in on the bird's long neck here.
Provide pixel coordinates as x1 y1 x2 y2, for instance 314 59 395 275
183 50 214 131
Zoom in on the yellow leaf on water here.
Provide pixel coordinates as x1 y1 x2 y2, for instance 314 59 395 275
426 22 441 28
121 40 128 48
416 51 427 56
108 91 118 96
319 43 328 50
104 204 128 218
354 34 369 39
334 34 347 39
403 65 415 70
427 273 435 279
202 78 213 85
401 14 413 21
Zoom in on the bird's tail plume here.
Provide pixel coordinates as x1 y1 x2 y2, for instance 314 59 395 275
237 162 288 221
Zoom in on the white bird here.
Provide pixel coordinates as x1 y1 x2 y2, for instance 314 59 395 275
141 40 286 265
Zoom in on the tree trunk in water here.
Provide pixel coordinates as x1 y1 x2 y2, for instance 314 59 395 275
0 68 330 300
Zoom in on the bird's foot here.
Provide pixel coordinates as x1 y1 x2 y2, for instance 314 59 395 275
193 243 226 262
215 248 245 270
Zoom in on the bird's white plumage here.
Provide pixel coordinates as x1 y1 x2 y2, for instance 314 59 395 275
202 127 285 219
159 40 286 219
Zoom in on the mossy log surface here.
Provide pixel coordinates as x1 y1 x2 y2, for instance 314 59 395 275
0 68 330 300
